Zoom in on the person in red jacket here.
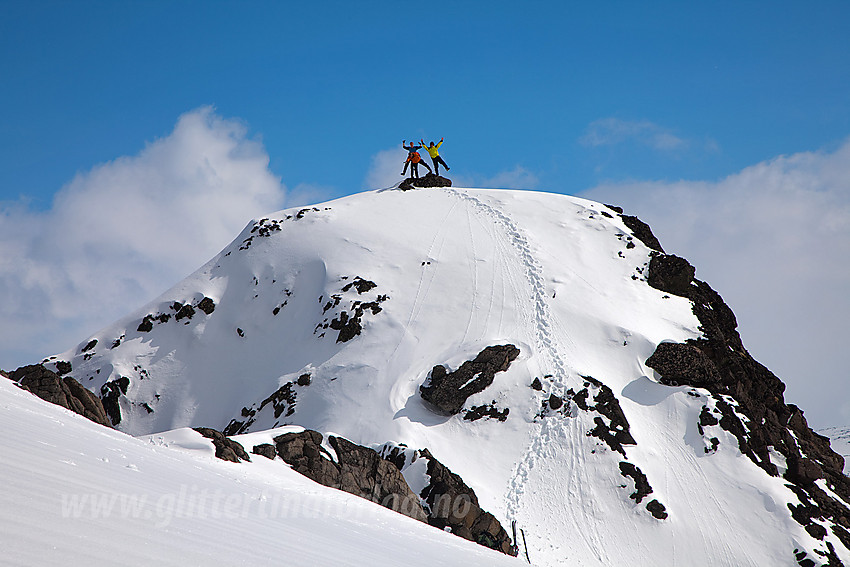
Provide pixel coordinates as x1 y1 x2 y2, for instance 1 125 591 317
421 138 450 175
401 140 432 178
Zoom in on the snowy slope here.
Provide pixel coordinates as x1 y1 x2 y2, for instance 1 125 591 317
0 377 519 567
36 186 850 566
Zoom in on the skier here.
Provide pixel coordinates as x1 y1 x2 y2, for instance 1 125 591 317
421 138 450 175
401 140 432 178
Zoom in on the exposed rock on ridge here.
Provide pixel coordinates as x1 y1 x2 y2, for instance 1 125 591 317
399 173 452 191
637 228 850 559
271 430 516 555
7 364 111 427
381 444 518 555
274 430 428 523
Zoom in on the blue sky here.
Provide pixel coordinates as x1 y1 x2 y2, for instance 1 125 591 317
3 1 849 204
1 2 849 427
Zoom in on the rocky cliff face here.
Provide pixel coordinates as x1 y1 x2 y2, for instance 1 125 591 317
638 228 850 564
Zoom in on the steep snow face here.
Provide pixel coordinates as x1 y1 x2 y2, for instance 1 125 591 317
48 187 847 566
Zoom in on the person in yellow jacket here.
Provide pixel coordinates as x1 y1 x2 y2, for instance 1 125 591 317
421 138 450 175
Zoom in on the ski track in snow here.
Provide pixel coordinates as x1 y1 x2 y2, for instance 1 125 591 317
441 188 606 559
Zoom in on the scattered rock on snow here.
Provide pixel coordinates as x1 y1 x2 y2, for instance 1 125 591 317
569 376 636 455
462 402 509 422
618 461 668 519
224 374 311 436
314 277 388 343
135 296 217 333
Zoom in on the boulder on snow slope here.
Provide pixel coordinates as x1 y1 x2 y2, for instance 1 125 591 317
8 364 111 427
193 427 251 463
398 173 452 191
420 344 520 415
645 342 722 387
251 443 277 460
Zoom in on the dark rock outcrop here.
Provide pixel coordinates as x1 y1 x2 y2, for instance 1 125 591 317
604 204 665 253
9 365 111 427
193 427 251 463
621 215 665 253
618 461 653 504
416 448 517 555
197 297 216 315
100 377 130 426
420 345 520 415
274 430 428 523
55 361 72 375
646 499 669 520
647 254 695 296
380 444 517 556
399 173 452 191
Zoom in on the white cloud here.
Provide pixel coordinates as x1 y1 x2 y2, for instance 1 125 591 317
364 147 409 190
581 118 689 151
581 139 850 428
0 107 286 369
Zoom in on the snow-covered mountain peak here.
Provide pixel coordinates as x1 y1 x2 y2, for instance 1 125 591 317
28 185 850 566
